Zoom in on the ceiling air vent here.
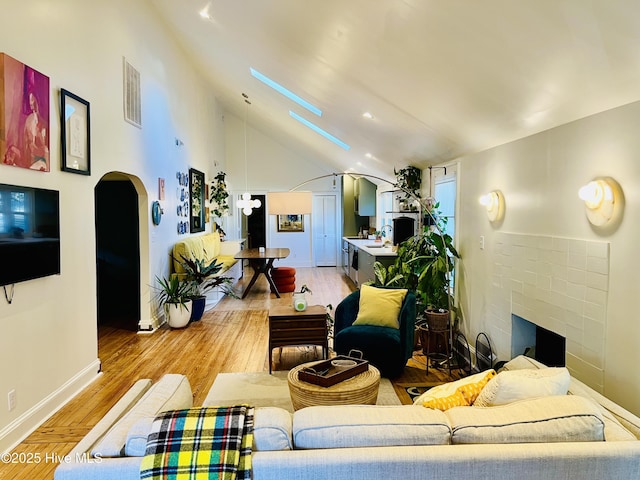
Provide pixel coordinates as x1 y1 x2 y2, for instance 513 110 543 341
123 58 141 128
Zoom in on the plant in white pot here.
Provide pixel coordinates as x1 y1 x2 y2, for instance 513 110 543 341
176 253 237 321
155 276 192 328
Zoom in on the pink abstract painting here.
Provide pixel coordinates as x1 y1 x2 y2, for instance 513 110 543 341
0 53 50 172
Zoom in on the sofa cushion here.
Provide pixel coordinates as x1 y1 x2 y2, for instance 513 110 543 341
413 369 496 410
172 233 224 274
292 405 451 449
447 395 605 444
124 416 155 456
91 374 193 457
474 367 570 407
215 254 238 273
353 285 407 329
498 354 547 372
253 407 293 451
201 232 222 260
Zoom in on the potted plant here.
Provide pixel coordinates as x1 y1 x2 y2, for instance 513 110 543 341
372 208 460 350
210 171 230 218
394 166 422 201
176 253 236 321
155 276 192 328
293 284 312 312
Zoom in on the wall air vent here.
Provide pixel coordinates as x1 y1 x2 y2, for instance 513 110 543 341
123 58 142 128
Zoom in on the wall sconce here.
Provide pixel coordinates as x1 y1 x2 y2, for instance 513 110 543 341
578 177 623 226
479 190 505 222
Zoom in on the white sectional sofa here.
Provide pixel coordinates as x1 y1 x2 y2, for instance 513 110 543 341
55 357 640 480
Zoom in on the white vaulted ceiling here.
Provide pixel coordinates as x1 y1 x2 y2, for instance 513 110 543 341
150 0 640 181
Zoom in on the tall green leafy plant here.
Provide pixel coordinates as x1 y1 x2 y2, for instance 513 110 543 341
154 276 192 310
176 253 236 298
376 230 458 310
374 199 459 315
394 166 422 201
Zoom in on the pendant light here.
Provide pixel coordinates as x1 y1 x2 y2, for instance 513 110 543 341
237 94 261 216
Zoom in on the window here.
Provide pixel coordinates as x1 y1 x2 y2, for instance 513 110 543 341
434 174 456 238
377 189 394 235
0 188 32 237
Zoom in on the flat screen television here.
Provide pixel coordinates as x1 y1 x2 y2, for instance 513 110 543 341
0 183 60 286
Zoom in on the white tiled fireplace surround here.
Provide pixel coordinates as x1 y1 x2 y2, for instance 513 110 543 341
487 232 609 393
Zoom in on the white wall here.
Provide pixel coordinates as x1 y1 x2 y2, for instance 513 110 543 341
223 112 338 267
456 100 640 414
0 0 224 451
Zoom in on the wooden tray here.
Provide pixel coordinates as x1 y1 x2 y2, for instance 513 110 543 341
298 355 369 387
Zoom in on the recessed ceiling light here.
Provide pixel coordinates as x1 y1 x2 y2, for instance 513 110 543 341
362 112 374 119
289 111 350 151
365 153 373 159
251 68 322 117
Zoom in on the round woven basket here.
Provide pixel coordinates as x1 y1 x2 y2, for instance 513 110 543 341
287 362 380 411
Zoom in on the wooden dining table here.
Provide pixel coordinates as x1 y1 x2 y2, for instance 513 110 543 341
234 247 291 298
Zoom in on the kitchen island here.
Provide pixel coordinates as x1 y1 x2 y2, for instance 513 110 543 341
343 237 397 286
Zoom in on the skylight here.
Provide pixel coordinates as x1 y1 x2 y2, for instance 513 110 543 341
289 111 350 151
250 68 322 117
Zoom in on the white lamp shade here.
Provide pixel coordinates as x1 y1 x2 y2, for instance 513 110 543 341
267 191 313 215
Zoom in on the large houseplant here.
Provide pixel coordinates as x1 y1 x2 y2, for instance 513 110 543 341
394 165 422 201
176 253 236 320
155 275 192 328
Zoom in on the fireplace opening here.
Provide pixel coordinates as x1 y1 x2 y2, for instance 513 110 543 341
512 315 566 367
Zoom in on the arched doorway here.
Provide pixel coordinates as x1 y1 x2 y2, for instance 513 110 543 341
95 176 140 331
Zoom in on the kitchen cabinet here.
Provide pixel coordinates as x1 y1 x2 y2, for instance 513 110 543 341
357 248 395 285
355 177 376 216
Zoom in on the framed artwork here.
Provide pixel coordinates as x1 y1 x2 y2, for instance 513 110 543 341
189 168 205 233
1 53 50 172
277 214 304 232
60 88 90 175
158 177 165 200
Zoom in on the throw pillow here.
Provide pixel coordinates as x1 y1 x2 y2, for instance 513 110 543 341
352 285 407 329
474 367 570 407
413 369 496 411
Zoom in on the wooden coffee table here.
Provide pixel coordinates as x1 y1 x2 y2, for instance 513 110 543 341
268 305 328 373
287 361 381 410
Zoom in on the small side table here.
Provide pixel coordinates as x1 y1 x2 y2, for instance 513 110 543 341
268 305 328 373
287 361 380 410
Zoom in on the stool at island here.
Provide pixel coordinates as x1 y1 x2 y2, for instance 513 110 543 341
270 266 296 293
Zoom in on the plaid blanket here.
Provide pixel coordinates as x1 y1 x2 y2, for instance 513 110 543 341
140 405 254 480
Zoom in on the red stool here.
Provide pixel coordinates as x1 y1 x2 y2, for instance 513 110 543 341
271 267 296 293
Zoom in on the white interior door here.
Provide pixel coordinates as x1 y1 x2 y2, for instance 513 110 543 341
313 194 338 266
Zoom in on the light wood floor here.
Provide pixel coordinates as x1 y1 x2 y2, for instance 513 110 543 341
1 266 459 479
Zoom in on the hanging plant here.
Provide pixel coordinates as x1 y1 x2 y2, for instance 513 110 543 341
394 166 422 200
210 171 230 218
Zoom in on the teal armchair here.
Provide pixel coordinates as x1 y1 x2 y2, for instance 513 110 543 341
334 289 416 378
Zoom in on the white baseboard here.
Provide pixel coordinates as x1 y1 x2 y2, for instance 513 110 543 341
0 359 102 454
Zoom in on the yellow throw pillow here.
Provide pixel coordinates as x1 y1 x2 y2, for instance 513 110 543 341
414 369 497 411
459 369 496 405
421 390 468 411
352 285 408 329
